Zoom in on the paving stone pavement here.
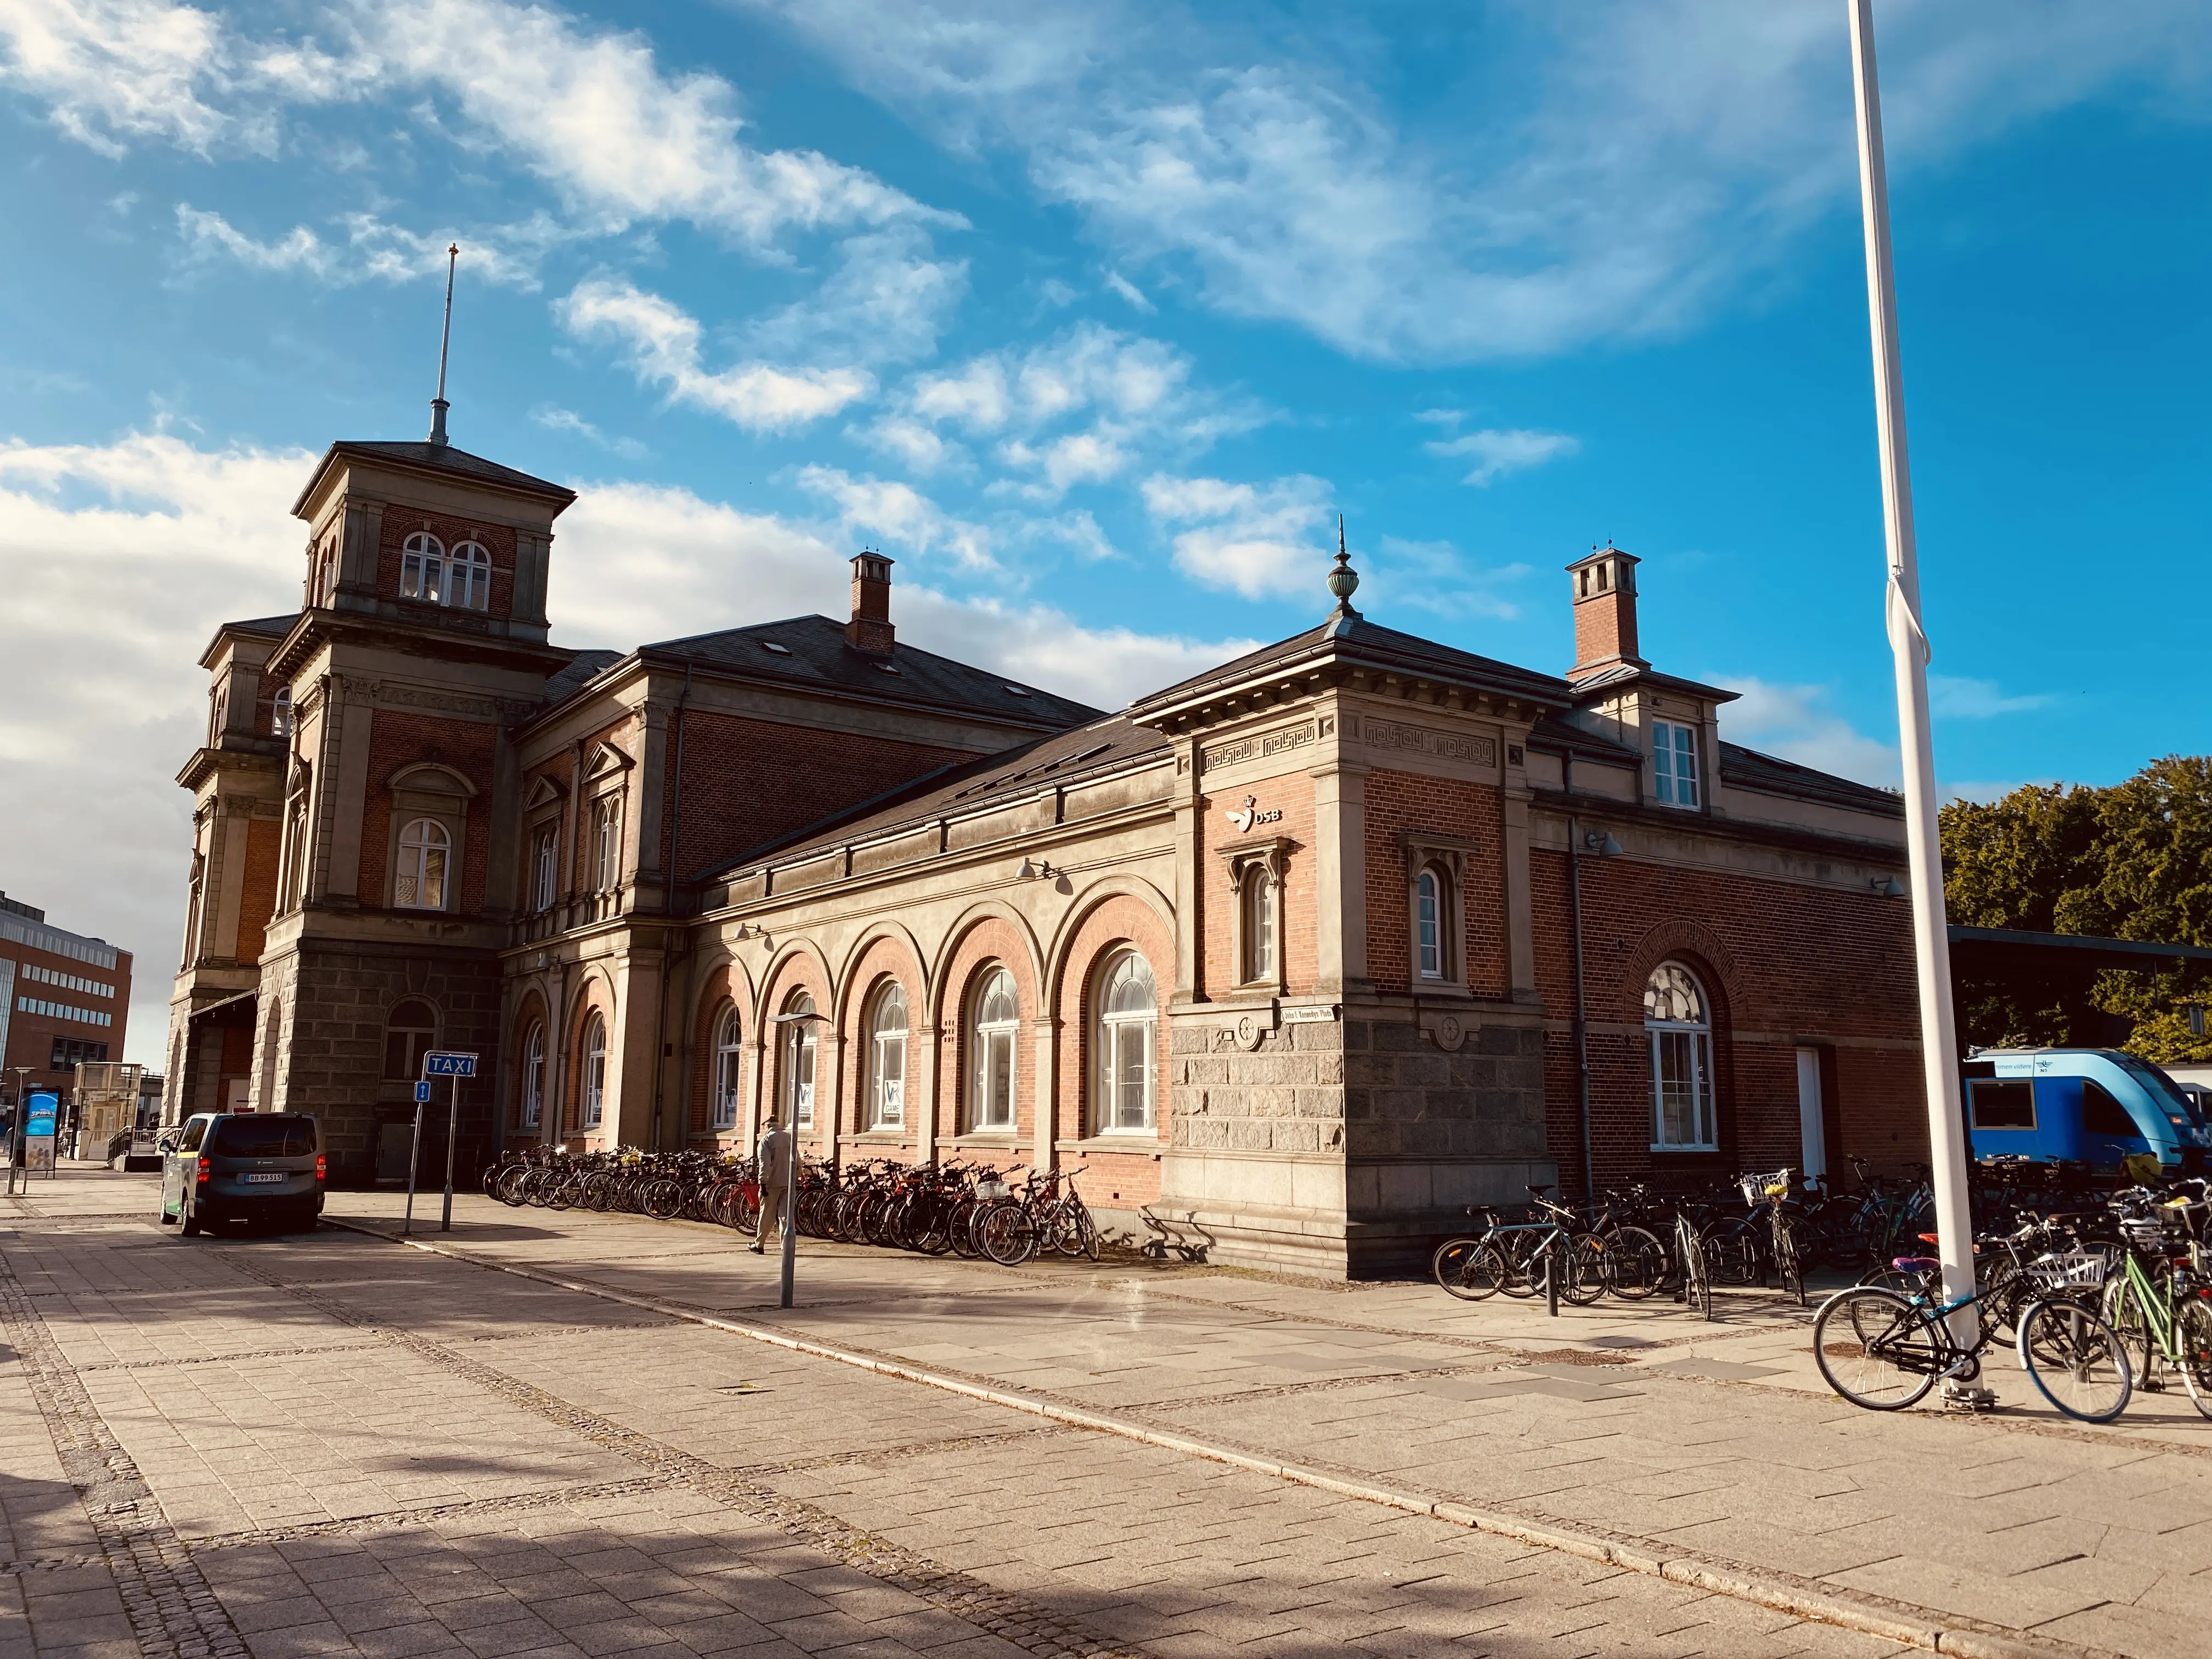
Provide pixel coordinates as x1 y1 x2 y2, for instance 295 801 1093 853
2 1170 1918 1659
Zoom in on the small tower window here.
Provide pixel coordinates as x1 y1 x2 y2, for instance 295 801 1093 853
401 532 444 602
394 817 452 910
448 540 491 611
1653 721 1701 810
272 686 292 742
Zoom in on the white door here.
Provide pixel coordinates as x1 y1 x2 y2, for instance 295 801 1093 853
1796 1048 1826 1184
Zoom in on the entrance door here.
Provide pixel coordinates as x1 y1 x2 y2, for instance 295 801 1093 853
1796 1048 1827 1184
377 1120 416 1183
224 1079 250 1112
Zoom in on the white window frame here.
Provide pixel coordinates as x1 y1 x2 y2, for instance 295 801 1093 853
1243 865 1276 984
1653 720 1701 810
521 1024 544 1130
394 817 452 911
782 993 816 1127
1645 962 1718 1150
868 982 907 1130
582 1013 607 1130
1415 868 1444 980
448 540 491 611
969 966 1019 1133
530 820 559 912
712 1007 742 1132
591 795 623 894
400 532 444 602
1094 951 1157 1134
272 685 292 742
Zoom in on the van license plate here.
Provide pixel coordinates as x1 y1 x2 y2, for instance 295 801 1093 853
242 1173 285 1184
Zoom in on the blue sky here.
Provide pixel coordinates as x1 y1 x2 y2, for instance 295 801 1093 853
1 0 2206 1062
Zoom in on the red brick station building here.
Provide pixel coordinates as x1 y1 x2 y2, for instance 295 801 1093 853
165 423 1923 1273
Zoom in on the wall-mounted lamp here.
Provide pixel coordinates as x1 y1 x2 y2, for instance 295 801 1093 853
1582 830 1623 857
1016 856 1059 881
1869 876 1905 898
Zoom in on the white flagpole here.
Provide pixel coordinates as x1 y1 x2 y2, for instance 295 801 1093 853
1847 1 1980 1381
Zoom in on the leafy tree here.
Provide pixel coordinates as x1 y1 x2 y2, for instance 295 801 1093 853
1939 757 2212 1063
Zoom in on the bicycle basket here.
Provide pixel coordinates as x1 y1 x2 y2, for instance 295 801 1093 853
975 1176 1009 1200
2024 1250 2107 1293
1737 1168 1791 1206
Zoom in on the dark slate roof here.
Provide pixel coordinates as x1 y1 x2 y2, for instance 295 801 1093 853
1526 713 1641 763
541 649 625 706
1567 663 1741 704
712 713 1166 879
290 440 577 515
1719 742 1904 816
634 614 1101 731
223 614 300 638
1130 610 1568 715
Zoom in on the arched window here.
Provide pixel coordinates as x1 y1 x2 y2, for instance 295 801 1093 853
713 1006 742 1131
1645 963 1717 1150
781 991 817 1127
591 795 623 893
1242 866 1276 984
272 685 293 742
382 998 437 1081
521 1024 544 1130
448 540 491 611
400 532 444 602
1416 868 1443 980
530 821 559 912
969 966 1019 1132
1096 951 1156 1133
867 981 907 1130
394 817 451 910
581 1012 607 1129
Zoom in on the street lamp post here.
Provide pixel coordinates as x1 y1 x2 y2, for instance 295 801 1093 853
768 1009 825 1310
1847 0 1983 1399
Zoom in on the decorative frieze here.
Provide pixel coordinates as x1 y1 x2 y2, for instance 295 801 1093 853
1200 720 1317 772
1360 718 1496 768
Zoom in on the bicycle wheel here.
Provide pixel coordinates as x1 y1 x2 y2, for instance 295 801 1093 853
1774 1215 1805 1306
977 1201 1038 1266
1493 1232 1541 1298
1065 1200 1100 1261
2174 1296 2212 1420
2101 1276 2158 1391
1707 1217 1763 1286
640 1177 686 1221
1432 1239 1506 1301
1601 1226 1669 1300
1813 1287 1940 1411
2017 1299 2132 1423
1560 1234 1607 1306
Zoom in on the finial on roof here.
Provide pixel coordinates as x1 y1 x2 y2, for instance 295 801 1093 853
1326 514 1361 618
428 242 459 447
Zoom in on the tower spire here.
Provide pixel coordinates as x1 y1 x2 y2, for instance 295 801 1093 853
428 242 459 447
1325 513 1361 621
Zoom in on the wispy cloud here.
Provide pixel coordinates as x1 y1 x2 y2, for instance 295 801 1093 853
176 205 569 288
1719 675 1899 788
1424 427 1581 488
558 276 872 431
1929 675 2051 719
531 404 647 460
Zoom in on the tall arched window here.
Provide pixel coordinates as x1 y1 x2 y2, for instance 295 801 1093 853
592 796 623 893
394 817 451 910
400 532 444 602
1095 951 1157 1133
272 685 293 742
1242 866 1276 983
1645 963 1716 1150
521 1024 544 1130
1415 868 1443 980
969 966 1019 1132
448 540 491 611
781 991 816 1127
713 1006 742 1131
867 981 907 1130
383 998 437 1081
581 1013 607 1130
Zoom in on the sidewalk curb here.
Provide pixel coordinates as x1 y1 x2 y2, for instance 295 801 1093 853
328 1218 2115 1659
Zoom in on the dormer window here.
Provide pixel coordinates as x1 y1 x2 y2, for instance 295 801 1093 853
1653 720 1701 809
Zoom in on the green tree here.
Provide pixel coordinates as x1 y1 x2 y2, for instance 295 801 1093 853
1939 758 2212 1063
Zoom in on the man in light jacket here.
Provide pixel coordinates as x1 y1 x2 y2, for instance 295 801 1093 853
751 1114 791 1254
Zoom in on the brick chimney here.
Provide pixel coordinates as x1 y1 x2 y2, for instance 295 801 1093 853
1565 544 1647 682
847 551 895 654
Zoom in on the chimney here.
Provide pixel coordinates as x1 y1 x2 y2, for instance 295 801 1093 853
847 550 895 654
1565 544 1646 682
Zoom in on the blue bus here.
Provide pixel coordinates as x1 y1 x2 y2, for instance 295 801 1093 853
1963 1048 2212 1172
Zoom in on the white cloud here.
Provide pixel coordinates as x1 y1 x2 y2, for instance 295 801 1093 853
530 404 646 459
0 428 315 1063
1103 269 1154 312
1929 674 2050 719
1424 427 1581 488
0 0 240 157
794 464 994 571
740 0 2212 360
744 225 968 366
1369 534 1527 622
176 205 568 288
558 276 872 431
1142 471 1331 600
1719 675 1900 788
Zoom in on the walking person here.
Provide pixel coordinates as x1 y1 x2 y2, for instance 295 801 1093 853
750 1113 791 1254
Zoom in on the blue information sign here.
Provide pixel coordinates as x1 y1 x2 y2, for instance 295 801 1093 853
25 1092 58 1138
414 1081 432 1103
422 1052 477 1077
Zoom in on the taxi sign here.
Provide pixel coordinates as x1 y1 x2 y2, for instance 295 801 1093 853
421 1052 477 1077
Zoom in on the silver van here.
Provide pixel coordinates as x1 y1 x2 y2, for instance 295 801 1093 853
158 1111 325 1235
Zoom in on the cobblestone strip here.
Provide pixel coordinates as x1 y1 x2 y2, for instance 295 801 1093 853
187 1476 678 1550
217 1252 1144 1659
0 1250 252 1659
74 1340 390 1372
